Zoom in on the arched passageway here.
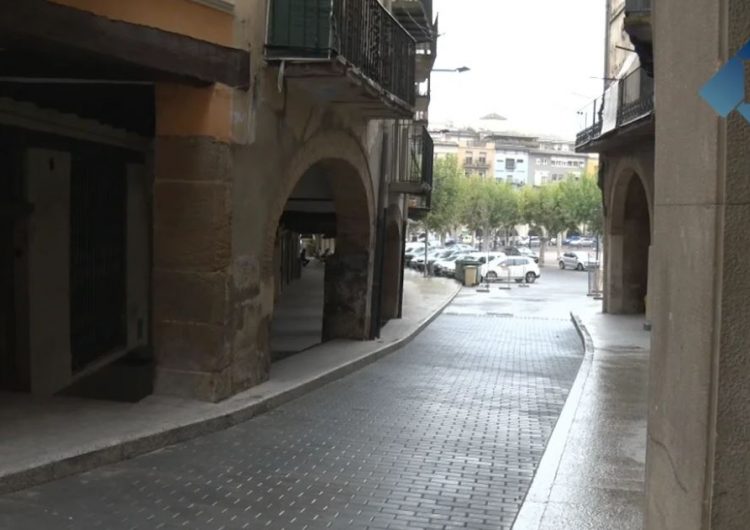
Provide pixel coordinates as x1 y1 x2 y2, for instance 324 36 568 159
269 159 373 361
606 171 651 314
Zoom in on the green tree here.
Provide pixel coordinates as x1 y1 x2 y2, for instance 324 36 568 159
458 178 521 250
573 174 603 235
422 156 463 240
519 183 574 265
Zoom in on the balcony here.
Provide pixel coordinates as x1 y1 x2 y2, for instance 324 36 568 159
392 0 433 42
392 126 434 200
575 67 654 152
266 0 416 118
392 1 437 83
624 0 652 75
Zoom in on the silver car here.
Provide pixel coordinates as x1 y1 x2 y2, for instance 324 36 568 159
559 252 589 271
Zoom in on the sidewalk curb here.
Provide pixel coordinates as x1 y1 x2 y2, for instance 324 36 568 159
570 312 595 358
511 312 596 530
0 284 462 495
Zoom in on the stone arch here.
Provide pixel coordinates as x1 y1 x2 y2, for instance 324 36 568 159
262 129 376 276
380 205 404 321
606 168 652 314
608 163 653 236
264 130 377 355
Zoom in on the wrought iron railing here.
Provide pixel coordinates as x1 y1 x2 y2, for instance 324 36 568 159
406 126 434 191
266 0 416 106
575 67 653 148
619 66 654 125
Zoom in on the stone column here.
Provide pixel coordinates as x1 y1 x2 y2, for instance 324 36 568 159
152 83 253 402
380 213 403 321
646 1 750 528
322 252 370 341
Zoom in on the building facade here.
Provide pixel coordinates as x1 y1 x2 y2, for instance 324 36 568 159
0 0 437 402
578 0 750 527
432 128 592 186
576 0 654 316
461 141 495 178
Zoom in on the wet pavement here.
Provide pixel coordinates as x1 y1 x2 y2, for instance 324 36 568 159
513 310 649 530
0 268 587 530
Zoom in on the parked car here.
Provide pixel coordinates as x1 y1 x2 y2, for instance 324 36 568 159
503 246 539 264
434 254 467 277
559 251 591 271
466 251 506 265
442 251 504 279
480 257 541 284
570 237 595 247
413 249 459 271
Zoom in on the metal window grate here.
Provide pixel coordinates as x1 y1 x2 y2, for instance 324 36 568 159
70 154 126 371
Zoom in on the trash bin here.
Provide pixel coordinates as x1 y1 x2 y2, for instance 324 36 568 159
454 260 466 281
464 265 479 287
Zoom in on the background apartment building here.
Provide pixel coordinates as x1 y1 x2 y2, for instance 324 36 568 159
432 128 593 185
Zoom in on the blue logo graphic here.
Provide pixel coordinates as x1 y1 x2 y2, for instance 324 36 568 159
700 41 750 121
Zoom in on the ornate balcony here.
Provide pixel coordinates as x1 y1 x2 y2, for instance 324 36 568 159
392 0 437 83
392 126 434 201
266 0 416 118
575 67 654 152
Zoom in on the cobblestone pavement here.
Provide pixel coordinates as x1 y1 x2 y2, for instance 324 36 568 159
0 313 582 530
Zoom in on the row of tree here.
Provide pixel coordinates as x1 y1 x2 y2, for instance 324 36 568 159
421 156 603 263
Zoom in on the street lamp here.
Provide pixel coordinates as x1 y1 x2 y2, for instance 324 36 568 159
432 66 471 73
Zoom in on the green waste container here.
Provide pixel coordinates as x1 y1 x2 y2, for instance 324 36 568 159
454 260 466 281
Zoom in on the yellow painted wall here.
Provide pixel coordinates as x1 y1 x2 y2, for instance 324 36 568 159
156 84 233 141
51 0 234 47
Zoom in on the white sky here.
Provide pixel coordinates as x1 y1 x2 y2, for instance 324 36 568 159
429 0 606 139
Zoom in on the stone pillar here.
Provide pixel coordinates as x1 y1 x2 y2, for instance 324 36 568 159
646 1 750 528
152 83 266 402
380 215 403 321
322 252 370 341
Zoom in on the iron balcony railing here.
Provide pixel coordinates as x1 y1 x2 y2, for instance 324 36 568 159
266 0 416 106
407 126 434 191
392 0 434 43
575 67 654 148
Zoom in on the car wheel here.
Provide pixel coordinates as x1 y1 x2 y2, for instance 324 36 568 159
486 271 497 280
559 261 565 270
576 263 584 271
525 272 536 284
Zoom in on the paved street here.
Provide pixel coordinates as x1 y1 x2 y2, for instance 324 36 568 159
0 268 588 530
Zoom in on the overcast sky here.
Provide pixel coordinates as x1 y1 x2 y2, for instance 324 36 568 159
429 0 606 139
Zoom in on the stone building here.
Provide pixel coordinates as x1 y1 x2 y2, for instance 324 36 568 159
575 0 654 316
0 0 437 402
579 0 750 527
